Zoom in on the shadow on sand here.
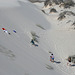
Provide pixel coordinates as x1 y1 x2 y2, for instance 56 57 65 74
45 64 54 70
54 61 61 64
71 64 75 66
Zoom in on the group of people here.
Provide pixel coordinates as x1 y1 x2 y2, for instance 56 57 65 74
49 53 75 66
31 39 74 66
2 28 17 35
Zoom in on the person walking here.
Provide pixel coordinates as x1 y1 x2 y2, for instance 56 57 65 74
2 28 10 35
13 30 17 33
50 53 54 62
31 39 35 45
67 57 71 66
30 39 38 47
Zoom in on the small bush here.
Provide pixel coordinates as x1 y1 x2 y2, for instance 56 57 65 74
72 21 75 26
58 15 66 21
58 13 66 21
59 0 75 8
61 11 75 16
36 24 45 30
44 0 51 7
64 0 75 8
58 11 75 21
50 8 57 13
44 0 63 7
29 0 45 3
41 10 46 14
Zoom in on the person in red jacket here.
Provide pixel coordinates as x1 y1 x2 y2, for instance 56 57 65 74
2 28 6 31
2 28 9 34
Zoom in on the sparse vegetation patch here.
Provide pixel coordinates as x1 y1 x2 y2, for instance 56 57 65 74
41 10 46 14
36 24 45 30
29 0 45 3
72 21 75 26
58 11 75 21
64 0 75 8
50 8 57 13
58 14 66 21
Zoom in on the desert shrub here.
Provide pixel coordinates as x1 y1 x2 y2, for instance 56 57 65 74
41 10 46 14
58 11 75 21
66 11 72 16
59 3 65 8
72 21 75 26
64 0 75 8
66 20 72 23
50 8 57 13
58 15 66 21
57 0 63 4
69 11 75 16
72 21 75 29
44 0 52 7
44 0 63 7
52 0 59 4
59 0 75 8
58 12 66 20
62 11 75 16
36 24 45 30
29 0 45 3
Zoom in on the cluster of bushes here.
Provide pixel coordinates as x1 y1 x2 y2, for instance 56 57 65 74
44 0 51 7
72 21 75 26
44 0 63 7
29 0 45 3
36 24 45 30
63 0 75 8
44 0 75 8
71 21 75 29
50 8 57 13
58 11 75 21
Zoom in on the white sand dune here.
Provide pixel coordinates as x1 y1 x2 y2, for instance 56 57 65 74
0 0 20 7
0 0 75 75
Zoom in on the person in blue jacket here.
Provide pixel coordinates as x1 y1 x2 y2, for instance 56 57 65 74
13 30 17 33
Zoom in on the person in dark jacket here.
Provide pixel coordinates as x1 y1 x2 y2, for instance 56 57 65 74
31 39 35 45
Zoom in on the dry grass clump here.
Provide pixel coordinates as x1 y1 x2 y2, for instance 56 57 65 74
44 0 63 7
50 8 57 13
72 21 75 26
29 0 45 3
58 11 75 21
36 24 45 30
64 0 75 8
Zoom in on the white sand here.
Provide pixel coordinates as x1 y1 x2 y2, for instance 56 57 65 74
0 0 75 75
